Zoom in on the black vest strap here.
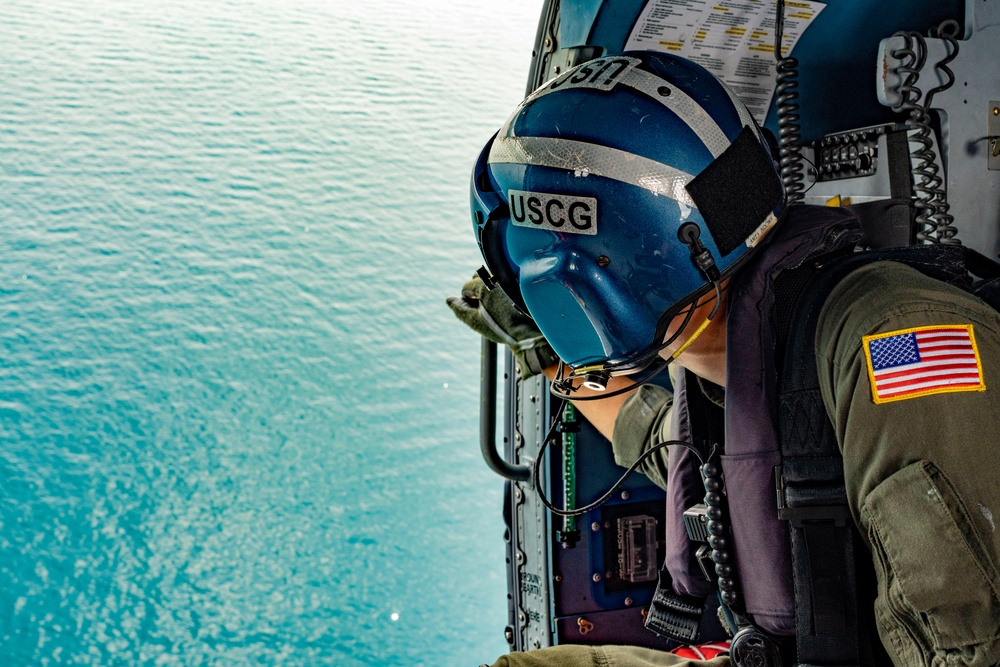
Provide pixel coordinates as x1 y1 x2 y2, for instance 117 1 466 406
775 258 862 667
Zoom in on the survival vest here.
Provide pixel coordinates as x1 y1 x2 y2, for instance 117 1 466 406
643 204 1000 666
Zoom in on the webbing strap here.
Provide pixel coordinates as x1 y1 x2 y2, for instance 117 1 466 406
774 256 869 667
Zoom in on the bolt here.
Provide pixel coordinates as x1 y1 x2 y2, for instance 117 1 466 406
591 522 601 532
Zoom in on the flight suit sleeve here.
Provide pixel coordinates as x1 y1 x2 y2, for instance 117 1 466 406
612 383 674 491
488 644 729 667
816 261 1000 666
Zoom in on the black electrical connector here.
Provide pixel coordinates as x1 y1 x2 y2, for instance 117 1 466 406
678 222 721 282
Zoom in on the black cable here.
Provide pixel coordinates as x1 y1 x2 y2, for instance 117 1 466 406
549 280 725 402
532 409 709 517
548 301 696 401
924 19 961 244
550 356 674 402
891 20 962 245
773 0 804 204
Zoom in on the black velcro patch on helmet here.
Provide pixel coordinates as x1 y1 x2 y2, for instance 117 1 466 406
685 126 783 256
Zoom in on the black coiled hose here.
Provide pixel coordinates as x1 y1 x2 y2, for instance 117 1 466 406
891 20 962 244
773 0 804 204
926 19 961 244
892 32 939 243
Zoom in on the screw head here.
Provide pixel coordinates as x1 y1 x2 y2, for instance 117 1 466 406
591 522 601 532
624 597 634 607
592 573 602 583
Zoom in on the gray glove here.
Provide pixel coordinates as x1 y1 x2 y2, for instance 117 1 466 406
447 274 558 378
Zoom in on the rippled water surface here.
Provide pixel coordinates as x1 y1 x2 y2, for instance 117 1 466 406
0 0 538 663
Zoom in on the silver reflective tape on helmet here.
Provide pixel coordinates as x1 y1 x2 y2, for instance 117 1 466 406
498 57 638 138
490 135 696 207
617 67 730 159
720 81 756 130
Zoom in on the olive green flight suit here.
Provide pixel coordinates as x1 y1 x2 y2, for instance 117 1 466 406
488 261 1000 667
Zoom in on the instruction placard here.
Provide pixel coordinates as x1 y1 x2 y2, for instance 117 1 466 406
625 0 825 124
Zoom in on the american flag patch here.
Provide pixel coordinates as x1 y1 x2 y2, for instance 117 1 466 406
863 324 985 404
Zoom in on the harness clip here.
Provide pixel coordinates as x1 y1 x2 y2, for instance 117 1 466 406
774 467 851 528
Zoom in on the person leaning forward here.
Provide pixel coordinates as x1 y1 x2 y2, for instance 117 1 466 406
452 50 1000 666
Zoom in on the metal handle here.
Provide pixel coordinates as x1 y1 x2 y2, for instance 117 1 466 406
480 338 531 481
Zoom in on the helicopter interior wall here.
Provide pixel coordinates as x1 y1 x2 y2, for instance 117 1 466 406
554 0 964 142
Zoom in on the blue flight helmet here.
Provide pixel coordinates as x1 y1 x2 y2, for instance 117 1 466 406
471 51 786 384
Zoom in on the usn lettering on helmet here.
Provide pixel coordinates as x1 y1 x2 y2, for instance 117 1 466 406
544 56 640 93
508 190 598 236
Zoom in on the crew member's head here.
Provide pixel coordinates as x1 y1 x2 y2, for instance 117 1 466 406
470 51 785 382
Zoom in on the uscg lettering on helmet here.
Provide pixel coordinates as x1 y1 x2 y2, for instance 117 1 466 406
509 190 597 236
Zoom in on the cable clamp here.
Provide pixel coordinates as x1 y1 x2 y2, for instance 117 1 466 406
554 420 581 434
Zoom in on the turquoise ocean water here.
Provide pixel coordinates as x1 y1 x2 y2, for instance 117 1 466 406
0 0 539 664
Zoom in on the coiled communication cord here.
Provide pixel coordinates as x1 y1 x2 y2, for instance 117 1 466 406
891 20 962 245
774 0 804 204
